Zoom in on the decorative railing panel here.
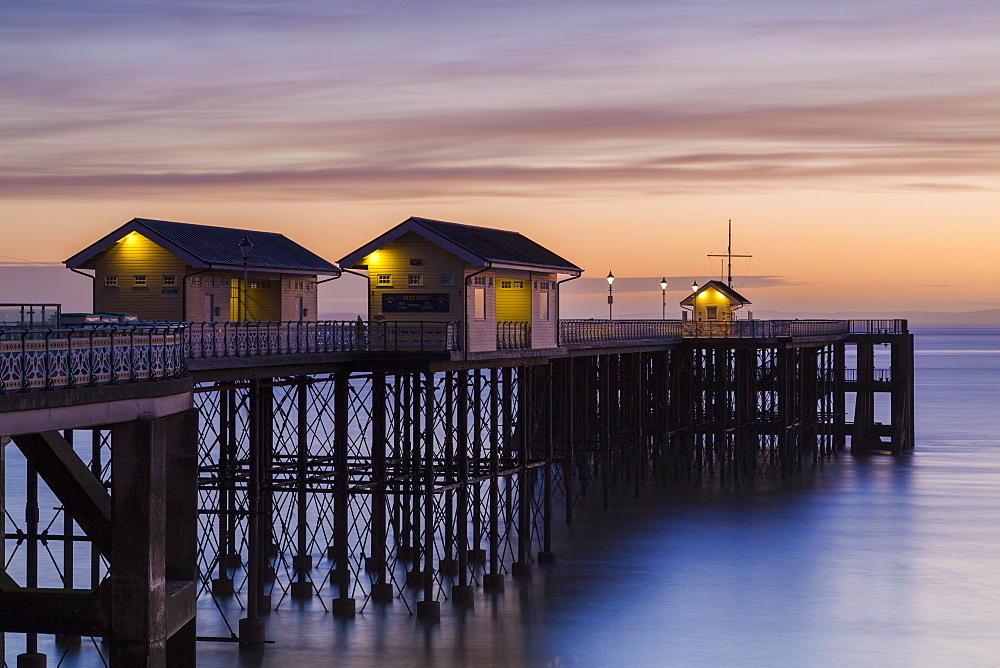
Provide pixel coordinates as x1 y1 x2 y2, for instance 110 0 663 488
497 321 531 349
1 326 187 392
182 320 461 357
559 319 684 344
848 319 908 335
681 320 850 339
844 368 892 382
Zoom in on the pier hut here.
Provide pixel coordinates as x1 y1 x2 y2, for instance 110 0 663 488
681 280 751 323
339 217 582 352
65 218 340 322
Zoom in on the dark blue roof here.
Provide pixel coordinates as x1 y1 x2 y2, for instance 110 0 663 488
133 218 338 272
409 217 581 271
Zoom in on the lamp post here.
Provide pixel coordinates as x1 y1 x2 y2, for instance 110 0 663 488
239 234 253 322
691 280 699 294
606 271 615 320
660 278 668 319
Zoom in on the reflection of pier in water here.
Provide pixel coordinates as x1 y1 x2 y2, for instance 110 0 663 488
1 318 912 664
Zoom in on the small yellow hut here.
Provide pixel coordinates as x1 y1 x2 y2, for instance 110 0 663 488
680 280 751 323
339 217 582 352
65 218 340 322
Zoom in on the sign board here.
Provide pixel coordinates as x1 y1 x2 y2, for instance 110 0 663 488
382 293 450 313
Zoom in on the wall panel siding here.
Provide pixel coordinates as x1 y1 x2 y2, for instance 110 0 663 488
362 232 467 324
531 273 558 348
92 233 188 322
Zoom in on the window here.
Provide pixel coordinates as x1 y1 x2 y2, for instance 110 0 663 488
499 279 524 289
707 306 718 320
539 291 549 321
204 277 213 287
133 275 147 286
439 274 454 286
377 274 391 286
250 281 260 289
162 275 176 286
536 280 550 290
409 259 423 266
473 276 488 286
307 282 314 291
513 280 524 289
474 288 486 319
408 274 423 286
105 275 118 286
190 276 201 286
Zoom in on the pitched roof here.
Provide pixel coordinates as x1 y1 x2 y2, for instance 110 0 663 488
339 217 582 274
65 218 340 275
680 280 752 306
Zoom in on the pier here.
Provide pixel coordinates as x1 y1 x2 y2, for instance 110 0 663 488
1 316 912 665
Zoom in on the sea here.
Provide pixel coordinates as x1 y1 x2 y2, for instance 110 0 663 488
4 325 999 667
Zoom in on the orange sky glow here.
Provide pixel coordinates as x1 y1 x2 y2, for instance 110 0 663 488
1 1 997 319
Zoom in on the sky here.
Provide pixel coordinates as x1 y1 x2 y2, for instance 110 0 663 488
1 0 998 319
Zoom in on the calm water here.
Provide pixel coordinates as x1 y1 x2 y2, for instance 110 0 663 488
5 326 1000 666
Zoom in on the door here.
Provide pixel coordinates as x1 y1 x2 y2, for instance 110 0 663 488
296 296 304 321
205 294 215 322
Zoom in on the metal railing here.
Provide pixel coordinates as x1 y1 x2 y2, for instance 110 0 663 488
1 325 187 393
0 303 61 329
559 319 684 345
845 368 892 382
558 319 849 343
497 321 531 349
848 319 908 335
182 320 461 357
681 320 849 339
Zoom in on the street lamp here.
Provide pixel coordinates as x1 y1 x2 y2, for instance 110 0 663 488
660 278 668 319
606 271 615 320
239 234 253 321
691 280 699 294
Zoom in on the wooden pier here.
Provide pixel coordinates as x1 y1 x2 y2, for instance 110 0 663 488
1 318 913 665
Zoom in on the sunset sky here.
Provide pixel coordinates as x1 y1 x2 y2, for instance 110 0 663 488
2 0 997 319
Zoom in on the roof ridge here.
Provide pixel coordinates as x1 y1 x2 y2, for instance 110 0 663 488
411 216 523 235
135 217 287 238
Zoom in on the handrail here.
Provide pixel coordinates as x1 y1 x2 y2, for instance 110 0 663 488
0 325 187 393
497 321 531 349
177 320 461 358
559 319 684 345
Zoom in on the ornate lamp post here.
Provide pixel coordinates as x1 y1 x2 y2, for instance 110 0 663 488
606 271 615 320
239 234 253 322
660 278 668 319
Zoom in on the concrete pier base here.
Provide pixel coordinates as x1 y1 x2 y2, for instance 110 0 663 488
406 569 424 587
512 561 532 577
16 653 46 668
212 578 234 597
238 617 266 648
537 551 556 564
483 573 505 592
329 568 351 589
370 582 394 603
332 597 356 618
468 549 486 565
416 600 441 620
451 585 474 606
290 581 313 599
292 555 313 573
